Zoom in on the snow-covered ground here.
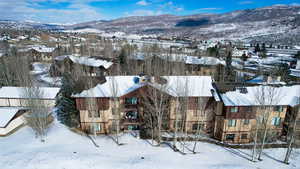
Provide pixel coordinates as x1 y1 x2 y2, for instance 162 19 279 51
30 62 62 87
0 121 299 169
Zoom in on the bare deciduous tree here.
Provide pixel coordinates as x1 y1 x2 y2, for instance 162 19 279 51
23 87 52 142
108 76 122 145
252 85 282 161
284 91 300 164
141 77 170 146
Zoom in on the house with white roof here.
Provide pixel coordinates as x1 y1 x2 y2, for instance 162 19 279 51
30 45 57 62
232 47 250 58
0 86 60 107
0 108 27 136
50 55 115 77
213 84 300 144
0 87 60 136
71 76 216 136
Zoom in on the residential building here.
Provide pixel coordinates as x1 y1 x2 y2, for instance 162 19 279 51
0 87 60 107
50 55 115 77
72 76 216 135
0 108 27 136
213 84 300 143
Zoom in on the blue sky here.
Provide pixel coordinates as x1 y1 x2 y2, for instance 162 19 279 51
0 0 299 24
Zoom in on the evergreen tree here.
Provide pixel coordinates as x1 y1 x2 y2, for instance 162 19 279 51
254 44 260 53
295 51 300 60
118 47 127 65
56 73 80 127
225 51 235 82
261 43 266 52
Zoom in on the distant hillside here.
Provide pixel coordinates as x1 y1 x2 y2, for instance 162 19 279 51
1 5 300 44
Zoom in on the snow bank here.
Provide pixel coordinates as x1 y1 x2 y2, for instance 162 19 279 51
0 121 299 169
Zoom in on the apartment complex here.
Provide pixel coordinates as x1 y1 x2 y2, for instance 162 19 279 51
71 76 300 144
72 76 216 136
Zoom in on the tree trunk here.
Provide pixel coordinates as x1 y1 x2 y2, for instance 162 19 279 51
284 115 297 164
252 125 259 162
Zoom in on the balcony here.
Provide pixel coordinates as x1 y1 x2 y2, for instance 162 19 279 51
121 111 141 124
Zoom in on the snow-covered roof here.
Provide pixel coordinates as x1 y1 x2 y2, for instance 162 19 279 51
220 85 300 107
31 46 55 53
0 108 23 127
157 76 213 97
55 55 114 69
0 87 60 99
290 69 300 78
72 76 214 98
73 76 145 98
185 56 225 66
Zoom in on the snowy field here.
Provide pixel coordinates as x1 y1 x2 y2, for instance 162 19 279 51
0 121 299 169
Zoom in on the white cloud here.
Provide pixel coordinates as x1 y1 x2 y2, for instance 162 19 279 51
136 0 149 6
290 3 300 6
158 1 184 12
0 0 104 23
175 7 184 12
239 1 254 5
125 9 162 16
196 8 223 11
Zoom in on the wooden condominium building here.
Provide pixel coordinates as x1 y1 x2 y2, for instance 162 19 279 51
0 86 60 136
72 76 216 136
0 108 28 136
30 45 57 62
0 87 60 108
50 55 115 77
213 84 300 144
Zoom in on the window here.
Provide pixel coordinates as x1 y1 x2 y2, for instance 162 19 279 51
125 111 138 119
88 110 100 118
241 134 248 139
128 125 139 130
226 134 235 141
192 123 204 131
125 97 138 105
95 123 101 132
111 121 118 132
174 121 183 128
244 119 250 125
228 119 237 127
91 123 101 132
230 107 238 113
271 117 281 126
274 106 283 112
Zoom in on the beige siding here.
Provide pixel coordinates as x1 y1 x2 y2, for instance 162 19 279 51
0 115 25 136
0 99 10 107
8 99 21 107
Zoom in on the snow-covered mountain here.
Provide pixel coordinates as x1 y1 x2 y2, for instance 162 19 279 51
1 5 300 43
0 20 64 30
65 5 300 43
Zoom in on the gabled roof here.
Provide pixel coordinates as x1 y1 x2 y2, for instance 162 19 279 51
72 76 214 98
0 87 60 99
72 76 145 98
220 85 300 107
158 76 213 97
31 46 55 53
0 108 24 128
55 55 114 69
